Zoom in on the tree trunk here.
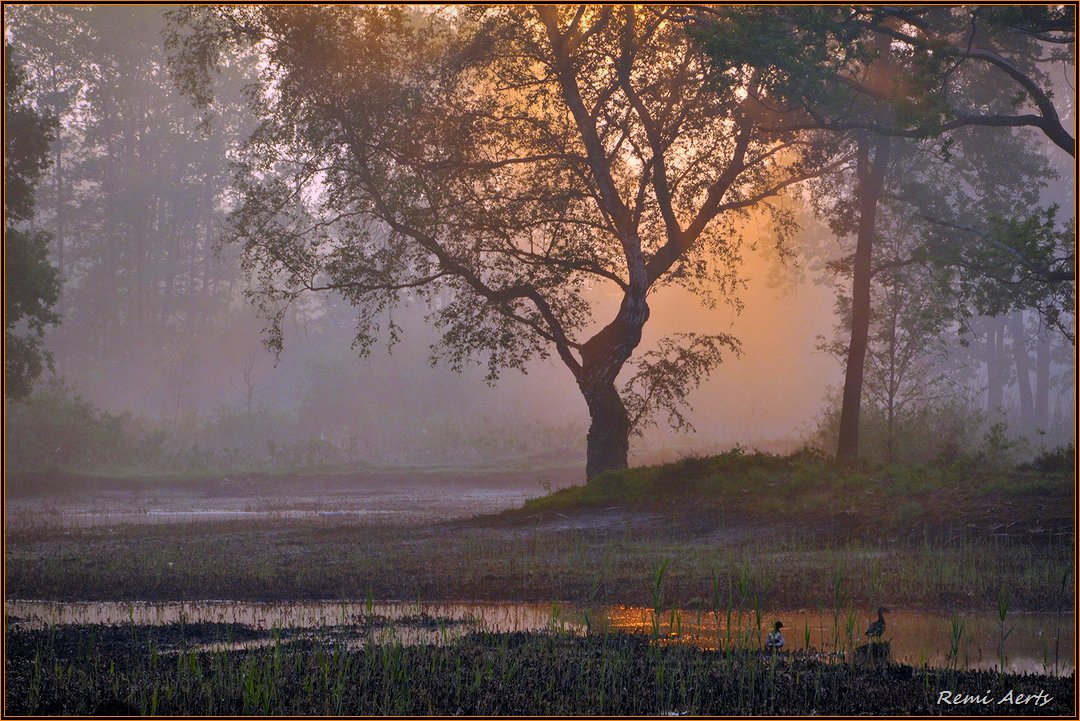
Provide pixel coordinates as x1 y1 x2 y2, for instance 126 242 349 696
575 291 649 479
1034 330 1051 430
885 402 895 463
582 380 631 479
50 64 66 306
837 135 891 462
1007 312 1034 426
985 316 1006 418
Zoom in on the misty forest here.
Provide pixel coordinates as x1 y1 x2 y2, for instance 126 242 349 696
4 5 1076 716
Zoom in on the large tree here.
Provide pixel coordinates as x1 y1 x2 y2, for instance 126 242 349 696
690 5 1073 460
4 47 60 400
167 5 843 477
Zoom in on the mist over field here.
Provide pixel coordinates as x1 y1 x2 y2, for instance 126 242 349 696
43 213 844 464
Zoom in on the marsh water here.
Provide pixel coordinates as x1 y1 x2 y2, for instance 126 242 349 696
5 486 541 528
6 599 1072 676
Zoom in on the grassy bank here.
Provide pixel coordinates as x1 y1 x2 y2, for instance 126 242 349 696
5 623 1073 715
518 447 1074 539
5 449 1072 611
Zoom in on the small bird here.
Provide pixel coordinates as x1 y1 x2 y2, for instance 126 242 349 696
865 607 889 641
765 620 785 650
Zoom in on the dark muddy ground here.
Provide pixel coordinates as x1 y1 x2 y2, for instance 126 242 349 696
4 622 1074 715
6 512 1072 610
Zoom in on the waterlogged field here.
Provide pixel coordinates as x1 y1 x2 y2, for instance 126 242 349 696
4 466 567 529
4 456 1075 715
5 613 1074 715
6 599 1074 676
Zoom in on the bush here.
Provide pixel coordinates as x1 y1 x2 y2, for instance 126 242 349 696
809 392 986 465
5 378 165 472
1027 443 1075 474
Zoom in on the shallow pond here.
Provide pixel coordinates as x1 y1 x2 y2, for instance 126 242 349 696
6 599 1072 676
6 487 535 528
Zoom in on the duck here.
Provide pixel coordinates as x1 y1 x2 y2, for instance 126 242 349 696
765 620 784 650
865 607 889 641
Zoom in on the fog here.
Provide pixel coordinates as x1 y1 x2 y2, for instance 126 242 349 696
44 226 843 464
5 5 1074 475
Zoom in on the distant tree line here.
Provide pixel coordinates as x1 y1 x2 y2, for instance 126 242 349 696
5 6 253 414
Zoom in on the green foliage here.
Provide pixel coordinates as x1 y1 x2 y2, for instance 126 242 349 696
4 47 60 400
924 208 1075 341
976 6 1075 40
3 47 56 223
695 6 1072 147
4 228 60 398
1024 444 1075 474
979 422 1028 469
810 393 985 466
4 380 165 473
623 333 741 437
689 7 900 135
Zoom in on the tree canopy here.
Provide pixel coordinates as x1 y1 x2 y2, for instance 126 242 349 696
5 47 60 399
688 5 1074 155
688 4 1074 460
167 5 846 476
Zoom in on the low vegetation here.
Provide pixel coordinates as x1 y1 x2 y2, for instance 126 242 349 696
521 446 1073 538
4 380 584 479
7 450 1072 612
5 622 1073 715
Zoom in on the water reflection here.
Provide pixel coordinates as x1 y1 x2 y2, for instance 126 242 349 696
599 605 1074 676
6 599 1072 675
6 487 534 528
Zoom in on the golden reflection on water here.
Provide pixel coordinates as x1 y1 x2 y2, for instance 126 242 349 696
599 605 1073 675
6 600 1073 675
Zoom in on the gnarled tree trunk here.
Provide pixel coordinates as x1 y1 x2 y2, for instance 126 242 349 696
576 293 649 479
581 379 631 479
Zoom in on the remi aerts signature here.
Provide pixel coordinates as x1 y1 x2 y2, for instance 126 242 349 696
936 690 1054 707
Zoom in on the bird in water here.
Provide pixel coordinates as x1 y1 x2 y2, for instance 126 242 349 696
865 607 889 641
765 620 785 650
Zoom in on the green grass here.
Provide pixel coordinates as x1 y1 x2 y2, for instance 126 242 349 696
521 447 1073 536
